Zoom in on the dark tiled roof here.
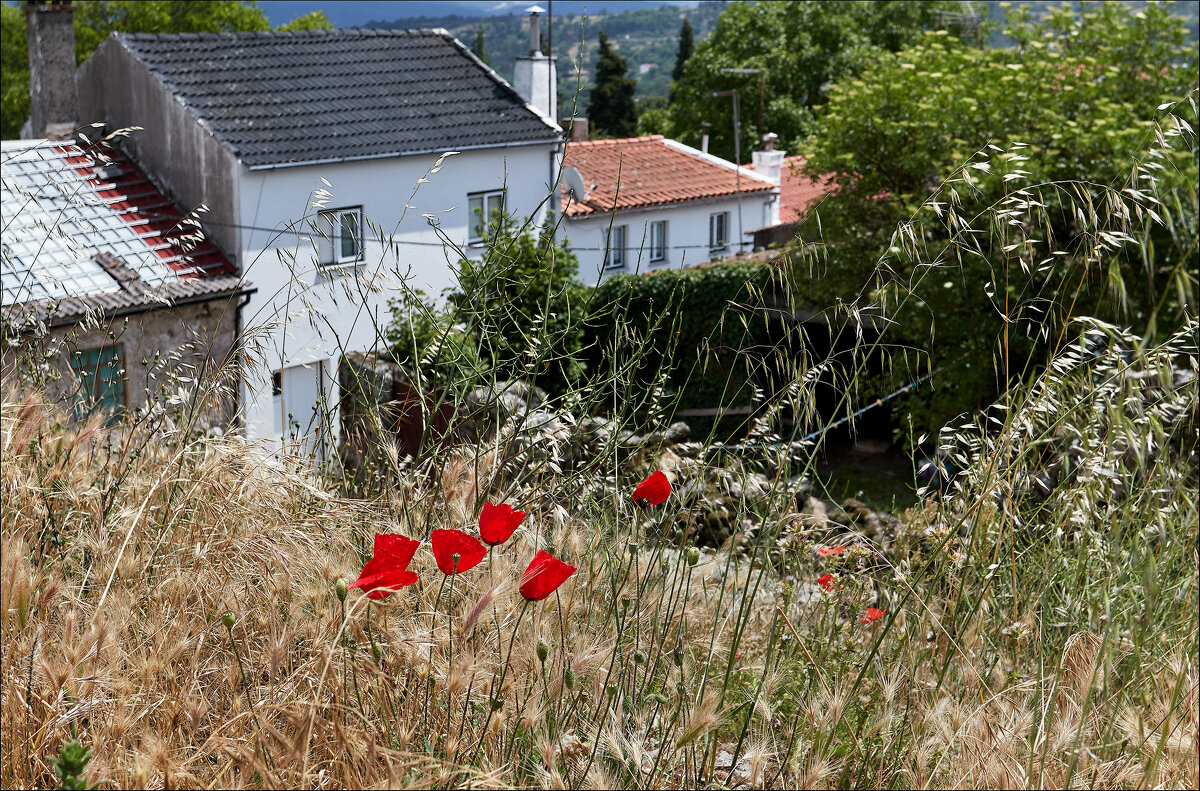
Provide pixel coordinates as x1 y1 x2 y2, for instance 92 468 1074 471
114 29 562 168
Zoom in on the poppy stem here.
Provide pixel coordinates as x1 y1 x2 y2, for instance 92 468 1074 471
446 559 458 743
473 598 530 762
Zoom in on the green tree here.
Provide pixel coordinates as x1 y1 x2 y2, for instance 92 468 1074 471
275 10 333 31
796 3 1198 440
390 217 587 396
669 18 693 103
1 3 30 139
588 31 637 139
666 0 961 161
470 23 488 65
1 1 331 137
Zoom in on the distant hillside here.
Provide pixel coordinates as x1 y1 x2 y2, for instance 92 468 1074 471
366 2 728 118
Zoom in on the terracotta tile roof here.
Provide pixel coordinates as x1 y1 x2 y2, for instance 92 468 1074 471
2 138 240 321
745 155 839 226
562 135 775 218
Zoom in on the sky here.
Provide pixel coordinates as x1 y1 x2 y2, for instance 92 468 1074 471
259 1 702 27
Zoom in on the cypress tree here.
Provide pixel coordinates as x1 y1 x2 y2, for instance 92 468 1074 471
670 19 694 104
672 19 694 82
471 24 488 65
588 31 637 138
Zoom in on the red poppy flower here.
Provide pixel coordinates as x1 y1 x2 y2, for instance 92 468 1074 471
519 550 577 601
859 607 886 624
632 470 671 507
349 533 420 600
430 528 487 575
478 502 527 546
816 545 846 557
817 573 837 592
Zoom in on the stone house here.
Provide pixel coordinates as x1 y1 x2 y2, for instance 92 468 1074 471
0 138 245 428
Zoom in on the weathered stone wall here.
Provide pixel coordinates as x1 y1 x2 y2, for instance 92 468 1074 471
1 297 241 431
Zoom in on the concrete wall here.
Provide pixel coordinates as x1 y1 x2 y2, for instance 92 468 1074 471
564 191 779 285
76 37 242 265
1 296 242 431
234 142 562 448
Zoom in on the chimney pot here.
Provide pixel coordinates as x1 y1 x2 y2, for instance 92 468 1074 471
22 0 79 139
700 122 711 155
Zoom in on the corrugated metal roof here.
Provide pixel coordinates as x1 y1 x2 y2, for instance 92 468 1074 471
1 138 241 321
562 136 776 218
113 28 562 168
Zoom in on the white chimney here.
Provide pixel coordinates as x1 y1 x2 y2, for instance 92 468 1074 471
22 0 78 139
700 122 711 155
512 6 557 122
751 132 785 184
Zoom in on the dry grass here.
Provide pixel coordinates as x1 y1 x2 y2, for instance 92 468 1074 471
2 371 1196 789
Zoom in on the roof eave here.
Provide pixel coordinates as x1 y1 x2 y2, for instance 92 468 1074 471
244 136 561 171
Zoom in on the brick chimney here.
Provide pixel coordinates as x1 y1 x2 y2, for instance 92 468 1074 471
22 1 79 139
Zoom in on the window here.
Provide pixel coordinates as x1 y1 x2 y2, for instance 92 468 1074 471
316 207 363 266
468 189 506 244
71 345 125 424
709 211 729 252
605 224 628 270
649 220 668 263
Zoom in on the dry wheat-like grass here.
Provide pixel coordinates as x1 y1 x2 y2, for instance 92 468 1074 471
1 385 1196 789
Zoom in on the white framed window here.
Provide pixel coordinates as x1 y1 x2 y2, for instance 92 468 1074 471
468 189 506 244
649 220 667 263
316 207 363 266
709 211 729 252
605 224 628 269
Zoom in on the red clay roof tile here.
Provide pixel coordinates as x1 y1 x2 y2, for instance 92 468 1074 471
563 135 775 217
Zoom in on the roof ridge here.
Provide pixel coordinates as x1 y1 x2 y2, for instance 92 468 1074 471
118 28 449 42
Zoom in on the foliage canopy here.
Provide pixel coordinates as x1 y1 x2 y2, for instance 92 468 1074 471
793 2 1199 441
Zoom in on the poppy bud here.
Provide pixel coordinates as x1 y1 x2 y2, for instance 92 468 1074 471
490 697 503 711
653 693 670 705
371 641 383 663
335 578 348 602
672 645 684 667
220 612 235 630
536 638 549 664
687 547 700 566
633 650 646 665
564 667 575 690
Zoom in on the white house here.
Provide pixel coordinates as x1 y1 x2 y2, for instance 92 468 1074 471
75 25 564 460
561 135 780 283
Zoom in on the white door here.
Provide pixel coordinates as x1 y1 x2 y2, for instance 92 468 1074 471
279 361 328 463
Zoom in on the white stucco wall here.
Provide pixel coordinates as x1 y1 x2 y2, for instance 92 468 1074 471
234 142 561 449
564 191 779 285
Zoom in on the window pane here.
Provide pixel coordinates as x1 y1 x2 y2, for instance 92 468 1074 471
469 195 484 241
340 211 360 260
316 211 334 264
487 193 504 219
